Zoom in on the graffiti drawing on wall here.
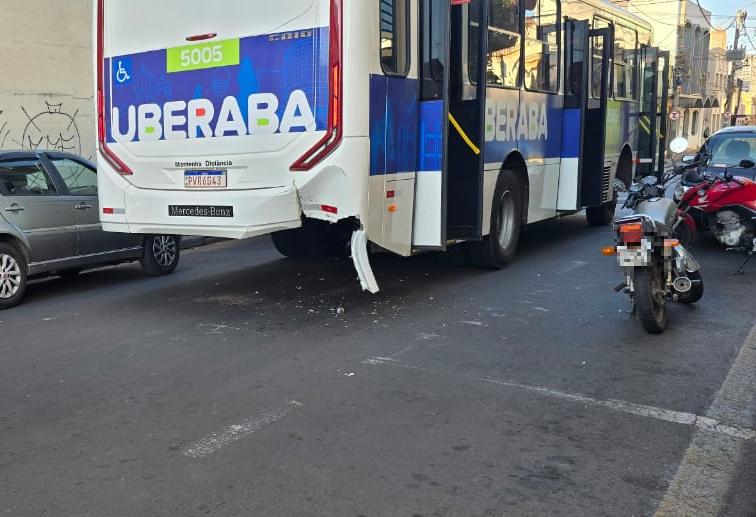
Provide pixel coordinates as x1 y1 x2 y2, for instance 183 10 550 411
21 102 81 155
0 101 84 157
0 110 10 148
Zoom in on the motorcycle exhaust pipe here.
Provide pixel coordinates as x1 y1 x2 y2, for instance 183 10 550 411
673 276 692 293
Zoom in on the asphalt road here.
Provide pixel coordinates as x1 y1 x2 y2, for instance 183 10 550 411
1 215 755 516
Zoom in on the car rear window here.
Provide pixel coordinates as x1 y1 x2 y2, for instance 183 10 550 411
0 159 58 196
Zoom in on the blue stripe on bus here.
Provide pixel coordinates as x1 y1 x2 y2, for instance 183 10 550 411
561 108 581 158
369 74 419 175
418 100 443 172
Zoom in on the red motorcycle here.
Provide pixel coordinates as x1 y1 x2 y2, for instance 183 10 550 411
676 157 756 273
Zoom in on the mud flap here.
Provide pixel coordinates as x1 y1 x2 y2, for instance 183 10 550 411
351 230 379 294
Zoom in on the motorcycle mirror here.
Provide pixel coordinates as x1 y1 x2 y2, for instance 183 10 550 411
738 158 755 169
612 178 627 193
681 154 697 164
669 137 689 155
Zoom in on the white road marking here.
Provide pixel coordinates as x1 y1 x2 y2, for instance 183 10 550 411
362 356 756 442
182 400 303 459
655 324 756 516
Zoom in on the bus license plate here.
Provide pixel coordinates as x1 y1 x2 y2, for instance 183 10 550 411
184 169 227 189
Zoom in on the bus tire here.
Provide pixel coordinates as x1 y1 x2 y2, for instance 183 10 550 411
272 220 351 259
272 228 309 258
586 199 617 227
468 169 523 269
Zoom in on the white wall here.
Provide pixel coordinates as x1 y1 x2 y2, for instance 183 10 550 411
0 0 95 159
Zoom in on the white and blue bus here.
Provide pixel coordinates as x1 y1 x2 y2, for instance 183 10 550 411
95 0 668 292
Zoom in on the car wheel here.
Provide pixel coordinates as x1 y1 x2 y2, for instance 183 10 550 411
468 169 524 269
0 243 27 310
140 235 180 276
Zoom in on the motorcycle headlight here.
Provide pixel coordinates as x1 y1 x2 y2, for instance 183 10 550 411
674 184 685 201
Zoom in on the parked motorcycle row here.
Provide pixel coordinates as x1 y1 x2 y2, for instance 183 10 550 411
604 131 756 334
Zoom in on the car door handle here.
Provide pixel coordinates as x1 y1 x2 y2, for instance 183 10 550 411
74 204 94 210
3 204 25 213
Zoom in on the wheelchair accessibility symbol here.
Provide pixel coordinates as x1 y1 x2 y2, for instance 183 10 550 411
114 59 131 85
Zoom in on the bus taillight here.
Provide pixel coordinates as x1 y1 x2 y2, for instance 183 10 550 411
97 0 133 176
290 0 343 172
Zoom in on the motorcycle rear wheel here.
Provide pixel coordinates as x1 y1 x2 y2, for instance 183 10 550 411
634 269 667 334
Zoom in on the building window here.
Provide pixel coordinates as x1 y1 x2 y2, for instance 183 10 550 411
470 0 521 87
524 0 560 92
380 0 410 76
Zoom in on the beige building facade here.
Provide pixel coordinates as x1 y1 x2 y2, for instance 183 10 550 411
0 0 95 159
617 0 723 147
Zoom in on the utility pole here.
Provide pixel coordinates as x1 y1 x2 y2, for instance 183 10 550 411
725 10 747 125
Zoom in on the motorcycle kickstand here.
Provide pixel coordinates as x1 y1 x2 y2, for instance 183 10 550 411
737 253 753 274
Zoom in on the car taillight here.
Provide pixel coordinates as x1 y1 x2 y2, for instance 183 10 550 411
619 223 644 244
290 0 343 171
97 0 133 175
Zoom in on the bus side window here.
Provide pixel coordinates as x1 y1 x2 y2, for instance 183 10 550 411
524 0 559 92
614 26 637 100
566 22 586 97
380 0 411 76
421 0 446 100
591 17 611 98
469 0 521 88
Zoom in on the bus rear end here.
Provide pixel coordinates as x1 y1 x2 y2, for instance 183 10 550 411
96 0 343 239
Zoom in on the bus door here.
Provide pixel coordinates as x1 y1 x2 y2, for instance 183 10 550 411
637 46 669 178
560 20 610 209
655 51 670 177
559 18 590 210
445 0 487 240
580 26 610 207
413 0 487 246
413 0 451 249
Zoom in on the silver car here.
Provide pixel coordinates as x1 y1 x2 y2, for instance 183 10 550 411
0 151 180 309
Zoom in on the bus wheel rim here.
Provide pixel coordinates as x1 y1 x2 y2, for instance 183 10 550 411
0 253 22 299
497 190 516 250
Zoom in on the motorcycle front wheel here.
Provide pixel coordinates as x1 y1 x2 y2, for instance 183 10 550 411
634 269 667 334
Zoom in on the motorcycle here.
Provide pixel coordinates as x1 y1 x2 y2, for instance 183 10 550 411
603 137 704 334
674 141 756 273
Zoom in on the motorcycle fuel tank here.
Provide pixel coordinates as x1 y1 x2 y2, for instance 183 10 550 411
635 198 678 228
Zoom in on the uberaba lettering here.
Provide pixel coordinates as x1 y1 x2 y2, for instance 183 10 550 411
111 90 315 143
485 100 549 143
